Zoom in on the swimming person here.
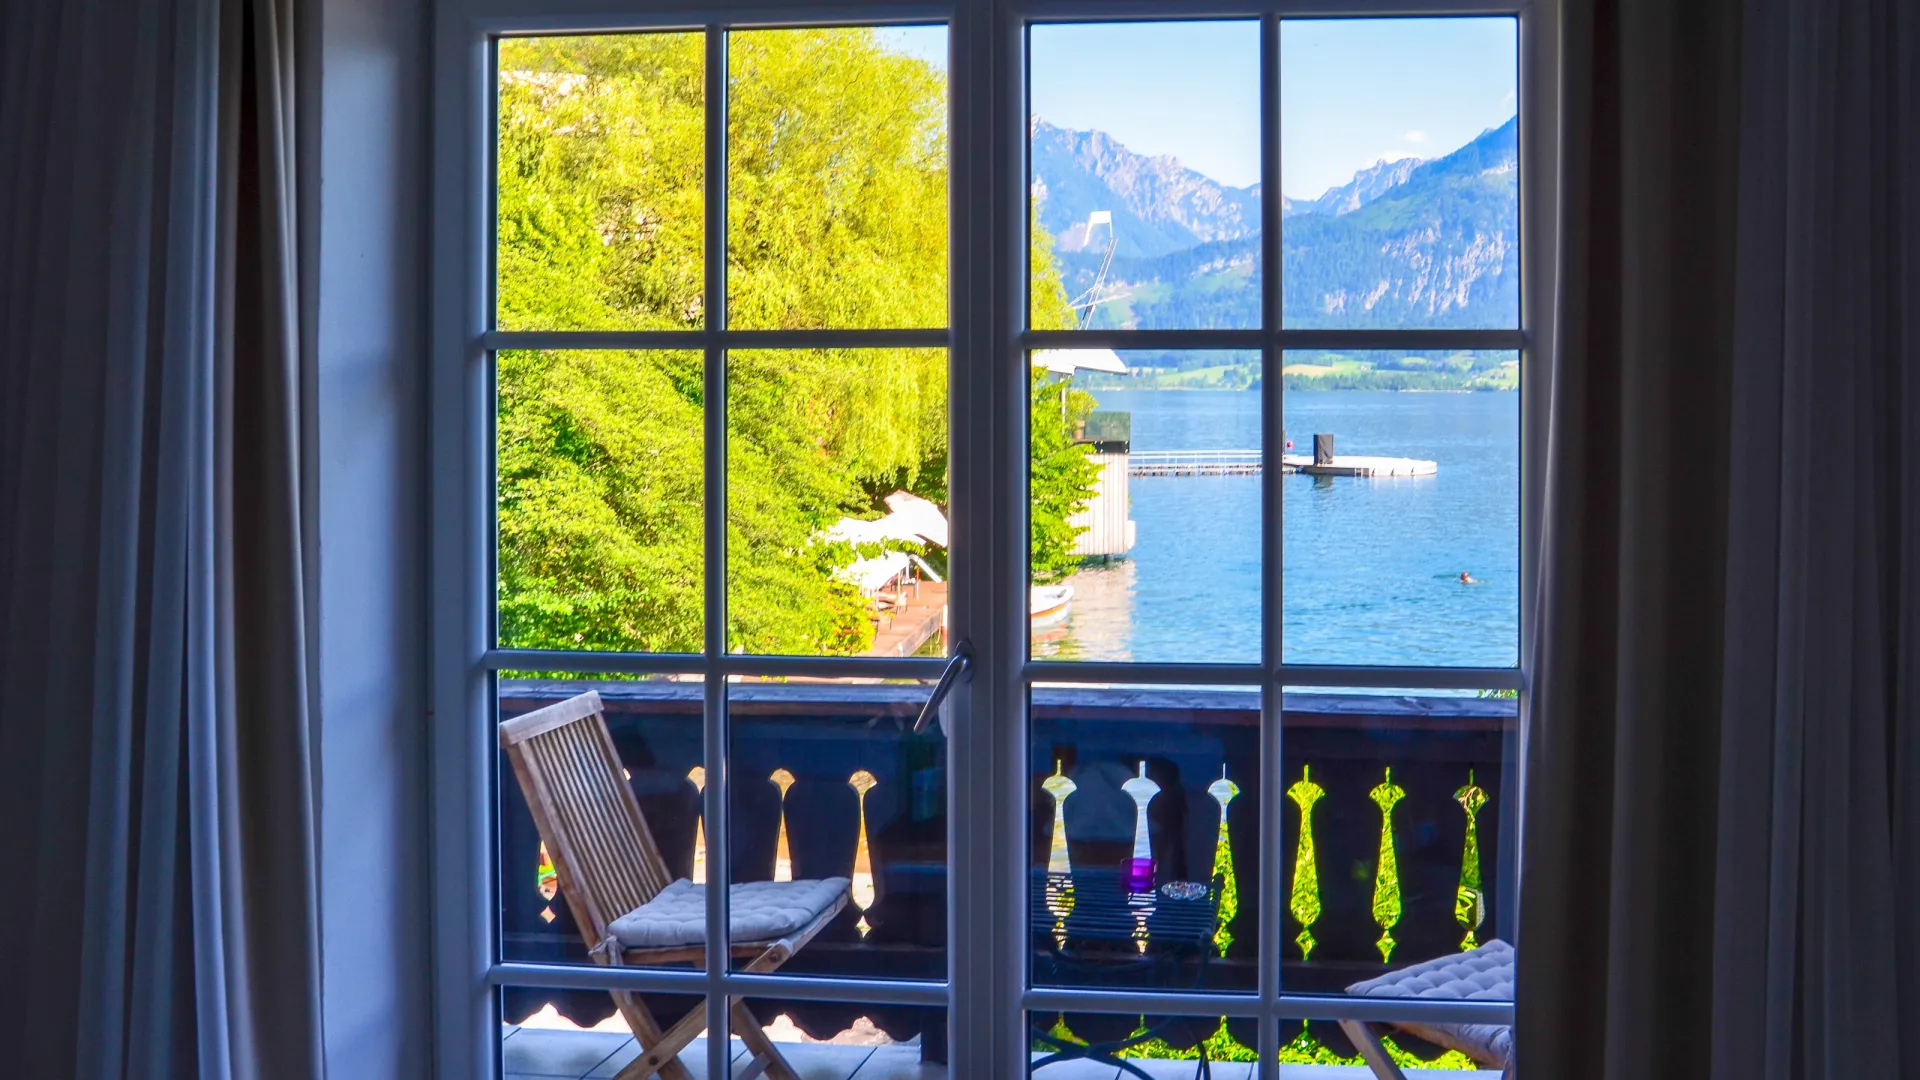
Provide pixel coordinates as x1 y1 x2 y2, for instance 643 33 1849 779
1459 571 1479 585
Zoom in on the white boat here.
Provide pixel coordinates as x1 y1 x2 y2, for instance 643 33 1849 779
1030 584 1074 628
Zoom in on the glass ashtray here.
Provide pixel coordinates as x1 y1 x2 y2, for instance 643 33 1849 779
1159 881 1209 901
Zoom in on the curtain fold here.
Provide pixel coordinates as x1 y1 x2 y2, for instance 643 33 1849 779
0 0 324 1077
1520 0 1919 1077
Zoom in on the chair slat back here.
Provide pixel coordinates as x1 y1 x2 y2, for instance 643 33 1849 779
499 691 676 950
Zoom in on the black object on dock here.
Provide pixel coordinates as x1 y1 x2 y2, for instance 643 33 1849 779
1314 433 1335 466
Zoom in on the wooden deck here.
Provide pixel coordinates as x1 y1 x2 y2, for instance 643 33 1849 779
864 580 947 658
502 1026 1497 1079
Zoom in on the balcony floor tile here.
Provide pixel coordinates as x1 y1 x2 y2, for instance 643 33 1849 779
504 1029 629 1078
586 1036 745 1079
851 1045 947 1079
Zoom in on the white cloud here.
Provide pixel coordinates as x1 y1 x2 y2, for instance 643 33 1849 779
1403 130 1429 144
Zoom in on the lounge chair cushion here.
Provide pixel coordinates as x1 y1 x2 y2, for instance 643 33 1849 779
610 877 850 949
1344 939 1514 1066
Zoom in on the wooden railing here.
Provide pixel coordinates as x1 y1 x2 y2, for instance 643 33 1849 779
498 680 1516 1052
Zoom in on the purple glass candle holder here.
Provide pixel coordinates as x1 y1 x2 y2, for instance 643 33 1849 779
1125 857 1156 896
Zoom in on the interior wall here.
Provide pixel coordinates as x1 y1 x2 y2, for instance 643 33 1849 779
314 0 434 1073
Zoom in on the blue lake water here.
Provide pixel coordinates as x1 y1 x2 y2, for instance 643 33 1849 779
1036 389 1520 669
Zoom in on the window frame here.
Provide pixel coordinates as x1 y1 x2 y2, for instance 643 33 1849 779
430 0 1556 1075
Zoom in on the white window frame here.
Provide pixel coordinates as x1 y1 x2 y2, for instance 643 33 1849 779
428 0 1558 1075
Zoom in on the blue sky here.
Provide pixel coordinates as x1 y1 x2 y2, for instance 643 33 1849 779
879 18 1516 199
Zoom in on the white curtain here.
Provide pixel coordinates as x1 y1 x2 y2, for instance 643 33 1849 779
0 0 324 1076
1520 0 1919 1077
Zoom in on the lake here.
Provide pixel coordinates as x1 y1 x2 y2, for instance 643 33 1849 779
1034 389 1521 671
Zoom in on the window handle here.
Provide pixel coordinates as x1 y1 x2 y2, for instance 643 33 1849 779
912 640 974 735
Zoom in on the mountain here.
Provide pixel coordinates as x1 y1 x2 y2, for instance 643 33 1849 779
1281 117 1517 328
1030 120 1261 258
1038 116 1519 332
1297 156 1423 217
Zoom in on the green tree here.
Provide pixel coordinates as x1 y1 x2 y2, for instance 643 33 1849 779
1028 212 1101 582
495 29 1096 654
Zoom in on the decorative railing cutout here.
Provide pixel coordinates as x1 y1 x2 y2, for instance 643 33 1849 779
1369 767 1406 962
1207 768 1240 956
1454 769 1489 950
536 841 558 923
1121 761 1160 950
1041 761 1077 945
849 769 878 937
687 766 707 884
770 768 796 882
1285 765 1324 959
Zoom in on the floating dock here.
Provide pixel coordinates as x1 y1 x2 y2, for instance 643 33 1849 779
1281 453 1437 477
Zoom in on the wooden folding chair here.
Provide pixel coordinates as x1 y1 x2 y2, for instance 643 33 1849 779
500 690 849 1080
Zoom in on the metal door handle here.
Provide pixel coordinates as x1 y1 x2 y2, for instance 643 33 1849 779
912 640 974 734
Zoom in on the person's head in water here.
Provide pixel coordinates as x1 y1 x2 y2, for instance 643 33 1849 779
1459 571 1478 585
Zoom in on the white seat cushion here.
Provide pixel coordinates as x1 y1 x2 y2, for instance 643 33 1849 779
1345 939 1514 1065
610 877 849 949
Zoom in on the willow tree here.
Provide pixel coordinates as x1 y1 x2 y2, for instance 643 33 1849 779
496 29 1095 655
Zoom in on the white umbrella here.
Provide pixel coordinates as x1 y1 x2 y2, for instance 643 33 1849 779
881 491 949 548
822 491 948 550
1031 348 1128 376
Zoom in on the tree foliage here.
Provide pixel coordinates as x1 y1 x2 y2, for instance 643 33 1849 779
495 29 1096 654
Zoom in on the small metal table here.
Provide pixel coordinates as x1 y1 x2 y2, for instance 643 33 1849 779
1028 866 1224 1079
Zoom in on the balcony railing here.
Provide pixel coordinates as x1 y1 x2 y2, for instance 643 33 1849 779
497 679 1516 1064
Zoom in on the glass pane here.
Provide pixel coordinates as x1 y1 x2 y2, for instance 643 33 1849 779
1280 352 1518 667
728 27 949 330
1277 688 1516 1013
1028 684 1261 993
1029 1011 1257 1078
497 674 706 970
502 987 709 1079
732 1000 948 1078
1281 18 1519 329
1029 352 1261 664
727 678 946 980
1029 22 1262 331
496 349 703 653
497 33 705 332
727 349 948 657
